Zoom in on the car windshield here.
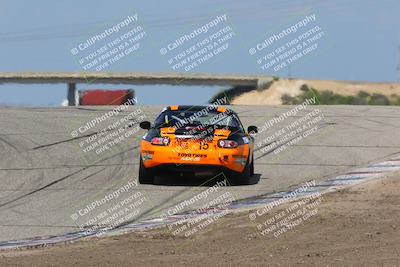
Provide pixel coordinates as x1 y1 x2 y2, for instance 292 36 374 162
154 110 242 130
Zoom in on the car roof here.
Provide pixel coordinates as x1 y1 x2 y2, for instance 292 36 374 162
162 105 236 114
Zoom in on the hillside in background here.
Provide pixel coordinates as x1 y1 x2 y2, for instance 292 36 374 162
214 79 400 105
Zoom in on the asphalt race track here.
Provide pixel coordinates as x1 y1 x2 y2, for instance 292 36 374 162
0 105 400 243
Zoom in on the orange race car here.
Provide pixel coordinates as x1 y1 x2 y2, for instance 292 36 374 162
138 105 258 185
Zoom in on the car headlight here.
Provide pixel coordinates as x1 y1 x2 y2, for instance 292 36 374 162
151 137 170 146
218 139 238 148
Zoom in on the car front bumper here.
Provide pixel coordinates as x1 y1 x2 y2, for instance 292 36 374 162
140 140 250 173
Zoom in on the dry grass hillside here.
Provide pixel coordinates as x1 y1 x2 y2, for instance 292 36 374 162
230 79 400 105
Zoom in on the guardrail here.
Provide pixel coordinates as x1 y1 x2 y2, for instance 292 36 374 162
0 72 272 105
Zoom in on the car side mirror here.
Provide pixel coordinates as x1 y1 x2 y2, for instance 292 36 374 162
247 125 258 134
139 121 151 130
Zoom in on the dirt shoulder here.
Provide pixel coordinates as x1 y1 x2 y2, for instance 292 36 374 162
1 174 399 267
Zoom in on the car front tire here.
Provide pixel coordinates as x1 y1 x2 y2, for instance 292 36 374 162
227 157 253 185
138 158 154 184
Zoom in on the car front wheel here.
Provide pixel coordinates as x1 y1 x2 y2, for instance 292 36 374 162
138 158 154 184
228 157 253 185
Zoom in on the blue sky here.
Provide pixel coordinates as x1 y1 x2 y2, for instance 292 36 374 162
0 0 399 106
